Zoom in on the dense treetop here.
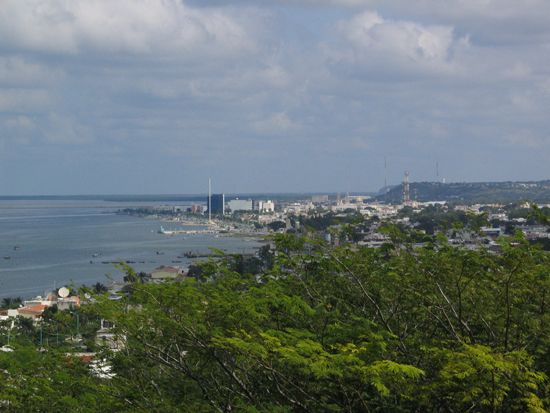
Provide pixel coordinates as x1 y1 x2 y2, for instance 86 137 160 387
0 232 549 412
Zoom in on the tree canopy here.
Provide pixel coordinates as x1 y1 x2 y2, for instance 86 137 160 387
1 232 549 412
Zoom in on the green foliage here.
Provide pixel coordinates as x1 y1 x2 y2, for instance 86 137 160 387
267 221 286 232
0 345 122 412
403 204 489 235
1 297 22 310
1 232 550 411
376 180 550 204
301 211 364 233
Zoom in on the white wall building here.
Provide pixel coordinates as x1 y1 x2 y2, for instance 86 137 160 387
257 200 275 213
227 199 253 212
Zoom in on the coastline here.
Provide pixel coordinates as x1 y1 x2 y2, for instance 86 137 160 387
0 200 265 300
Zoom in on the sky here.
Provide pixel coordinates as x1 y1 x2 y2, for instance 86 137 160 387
0 0 549 195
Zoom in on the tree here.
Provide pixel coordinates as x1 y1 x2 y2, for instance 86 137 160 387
1 297 22 310
93 282 108 294
267 221 286 232
1 230 549 411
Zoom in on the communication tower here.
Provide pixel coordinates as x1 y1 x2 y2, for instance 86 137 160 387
208 177 212 223
402 171 411 205
384 157 387 190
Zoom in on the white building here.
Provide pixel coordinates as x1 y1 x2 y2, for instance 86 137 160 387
312 195 329 204
284 202 314 216
256 200 275 213
227 198 253 212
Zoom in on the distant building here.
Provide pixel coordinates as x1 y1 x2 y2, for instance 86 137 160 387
480 227 502 237
312 195 329 204
15 304 48 322
254 200 275 213
0 290 82 324
284 202 315 216
96 319 125 352
57 296 81 311
150 265 185 283
227 198 253 212
208 193 225 215
189 204 204 214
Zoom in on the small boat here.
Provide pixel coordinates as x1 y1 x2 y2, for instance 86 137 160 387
158 226 176 235
3 256 11 260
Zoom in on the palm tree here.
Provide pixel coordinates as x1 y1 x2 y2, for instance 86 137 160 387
1 297 22 309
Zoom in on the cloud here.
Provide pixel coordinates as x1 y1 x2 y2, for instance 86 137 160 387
504 130 548 149
0 0 256 56
0 1 549 193
201 0 550 47
326 11 466 79
0 57 62 87
252 112 301 135
304 0 550 47
0 89 52 112
0 115 36 146
280 0 550 21
43 113 94 145
342 11 456 61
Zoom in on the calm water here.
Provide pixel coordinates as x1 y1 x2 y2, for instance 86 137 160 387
0 200 263 298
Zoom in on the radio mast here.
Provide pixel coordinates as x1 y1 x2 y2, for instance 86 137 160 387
208 177 212 223
384 156 387 190
403 171 410 205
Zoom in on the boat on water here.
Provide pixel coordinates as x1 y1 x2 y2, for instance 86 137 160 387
158 226 176 235
3 256 11 260
183 251 212 258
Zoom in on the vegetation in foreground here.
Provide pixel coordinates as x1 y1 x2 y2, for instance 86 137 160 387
1 232 549 412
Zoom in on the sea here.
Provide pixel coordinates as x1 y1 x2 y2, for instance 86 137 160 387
0 199 264 299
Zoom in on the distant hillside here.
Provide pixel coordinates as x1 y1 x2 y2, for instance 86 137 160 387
375 180 550 204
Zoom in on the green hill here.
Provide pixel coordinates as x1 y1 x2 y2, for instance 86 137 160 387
376 180 550 204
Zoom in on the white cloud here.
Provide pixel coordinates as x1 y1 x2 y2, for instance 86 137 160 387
0 115 36 146
0 57 62 87
4 115 36 131
331 11 463 76
0 0 255 56
0 89 52 112
0 1 549 192
504 130 548 149
252 112 300 135
43 113 94 145
284 0 550 21
343 11 455 62
350 136 370 149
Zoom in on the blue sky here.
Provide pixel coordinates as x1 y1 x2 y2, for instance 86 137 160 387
0 0 549 195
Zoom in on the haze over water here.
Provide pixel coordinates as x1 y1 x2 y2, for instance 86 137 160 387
0 200 262 298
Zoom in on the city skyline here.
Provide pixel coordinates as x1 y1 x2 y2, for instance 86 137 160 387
0 1 549 195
